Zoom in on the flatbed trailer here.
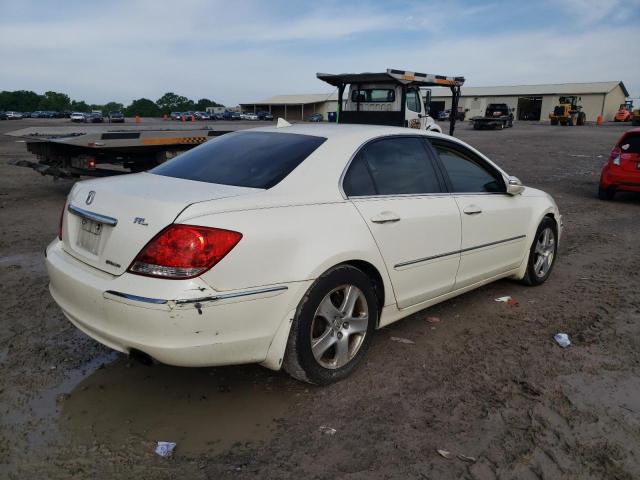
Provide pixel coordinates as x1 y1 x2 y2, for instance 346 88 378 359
7 123 253 179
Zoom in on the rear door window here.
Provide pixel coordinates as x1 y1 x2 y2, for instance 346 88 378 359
151 131 326 189
345 136 442 196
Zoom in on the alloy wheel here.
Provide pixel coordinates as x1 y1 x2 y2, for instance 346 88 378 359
310 285 369 369
533 227 555 278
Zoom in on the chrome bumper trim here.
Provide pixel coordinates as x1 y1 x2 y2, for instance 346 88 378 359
68 204 118 227
104 285 289 306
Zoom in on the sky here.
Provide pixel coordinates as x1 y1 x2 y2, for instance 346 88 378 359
1 0 639 107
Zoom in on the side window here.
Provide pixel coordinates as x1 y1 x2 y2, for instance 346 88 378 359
434 145 504 193
343 156 376 196
406 89 421 113
347 137 441 196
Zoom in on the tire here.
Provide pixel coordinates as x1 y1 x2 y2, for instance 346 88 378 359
521 217 558 286
283 265 378 385
598 185 615 200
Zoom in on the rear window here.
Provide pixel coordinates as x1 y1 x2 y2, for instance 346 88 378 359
351 89 396 103
151 131 326 189
620 134 640 154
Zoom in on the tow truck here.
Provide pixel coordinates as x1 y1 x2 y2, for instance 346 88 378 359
471 103 514 130
316 68 465 135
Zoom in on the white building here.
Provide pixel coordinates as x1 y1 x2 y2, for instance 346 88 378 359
426 81 629 122
240 92 341 121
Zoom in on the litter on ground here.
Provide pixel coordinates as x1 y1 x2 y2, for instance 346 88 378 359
437 449 453 459
426 316 441 323
495 296 511 302
319 426 336 435
155 441 176 457
554 333 571 348
390 337 415 344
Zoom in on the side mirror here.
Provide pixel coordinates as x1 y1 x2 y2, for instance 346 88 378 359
507 176 525 195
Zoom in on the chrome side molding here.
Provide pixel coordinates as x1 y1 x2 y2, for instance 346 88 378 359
104 285 289 307
68 204 118 226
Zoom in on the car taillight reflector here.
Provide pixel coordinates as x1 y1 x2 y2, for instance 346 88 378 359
128 224 242 279
610 146 622 166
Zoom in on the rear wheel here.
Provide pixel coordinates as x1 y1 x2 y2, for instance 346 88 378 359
598 185 616 200
283 265 378 385
521 217 558 286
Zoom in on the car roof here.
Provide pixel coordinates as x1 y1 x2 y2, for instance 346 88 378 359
246 122 450 143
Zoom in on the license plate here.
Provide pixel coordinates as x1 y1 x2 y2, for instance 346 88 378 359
77 219 102 254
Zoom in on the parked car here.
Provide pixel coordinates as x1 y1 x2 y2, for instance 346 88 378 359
47 124 561 385
438 108 466 121
223 111 241 120
194 111 210 120
257 111 274 121
0 112 7 120
308 113 323 122
31 111 43 118
170 112 182 121
6 111 23 119
108 112 125 123
213 112 225 120
599 127 640 200
70 112 87 122
22 112 32 118
244 112 259 121
87 113 104 123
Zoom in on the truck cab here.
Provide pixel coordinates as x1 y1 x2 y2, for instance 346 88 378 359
317 69 465 135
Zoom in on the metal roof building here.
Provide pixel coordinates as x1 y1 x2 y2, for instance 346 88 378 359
240 92 341 121
427 81 629 122
242 81 629 123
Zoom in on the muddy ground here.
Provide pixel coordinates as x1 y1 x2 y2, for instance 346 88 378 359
0 118 638 479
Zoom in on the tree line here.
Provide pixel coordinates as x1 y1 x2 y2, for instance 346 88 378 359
0 90 225 117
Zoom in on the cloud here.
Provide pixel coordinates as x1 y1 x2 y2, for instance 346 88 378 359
0 0 638 106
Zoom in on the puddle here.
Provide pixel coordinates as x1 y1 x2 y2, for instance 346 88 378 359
57 357 299 456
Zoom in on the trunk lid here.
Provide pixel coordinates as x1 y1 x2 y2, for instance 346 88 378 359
63 172 259 275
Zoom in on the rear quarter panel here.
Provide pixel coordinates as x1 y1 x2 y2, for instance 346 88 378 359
179 202 395 306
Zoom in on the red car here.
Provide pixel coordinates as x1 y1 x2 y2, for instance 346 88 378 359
599 128 640 200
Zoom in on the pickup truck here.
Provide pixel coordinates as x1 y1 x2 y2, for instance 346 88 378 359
317 69 465 135
472 103 514 130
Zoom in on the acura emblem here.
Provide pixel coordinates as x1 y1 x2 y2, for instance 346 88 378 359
86 191 95 205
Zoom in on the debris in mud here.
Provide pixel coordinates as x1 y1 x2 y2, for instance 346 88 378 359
494 296 519 306
155 441 176 457
554 333 571 348
437 449 453 459
426 316 441 324
319 426 336 436
437 449 476 463
56 393 70 404
390 337 415 344
457 453 477 463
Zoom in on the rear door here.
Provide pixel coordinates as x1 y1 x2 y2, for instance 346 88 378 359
344 136 461 309
429 139 531 288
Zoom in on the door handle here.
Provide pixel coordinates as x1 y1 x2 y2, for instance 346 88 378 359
370 211 401 224
463 205 482 215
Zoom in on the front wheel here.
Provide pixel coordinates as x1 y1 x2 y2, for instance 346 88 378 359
283 265 378 385
521 217 558 286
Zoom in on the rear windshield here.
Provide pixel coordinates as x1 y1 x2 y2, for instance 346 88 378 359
151 131 326 189
620 134 640 154
351 89 396 103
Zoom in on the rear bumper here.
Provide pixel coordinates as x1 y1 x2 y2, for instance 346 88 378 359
600 165 640 191
46 240 309 368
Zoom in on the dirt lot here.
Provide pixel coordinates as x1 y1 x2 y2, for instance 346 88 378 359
1 118 639 479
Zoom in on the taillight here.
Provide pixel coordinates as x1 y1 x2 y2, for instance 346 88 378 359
610 146 622 166
128 225 242 279
58 202 65 240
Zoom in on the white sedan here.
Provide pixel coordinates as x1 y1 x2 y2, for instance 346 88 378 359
46 124 561 384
